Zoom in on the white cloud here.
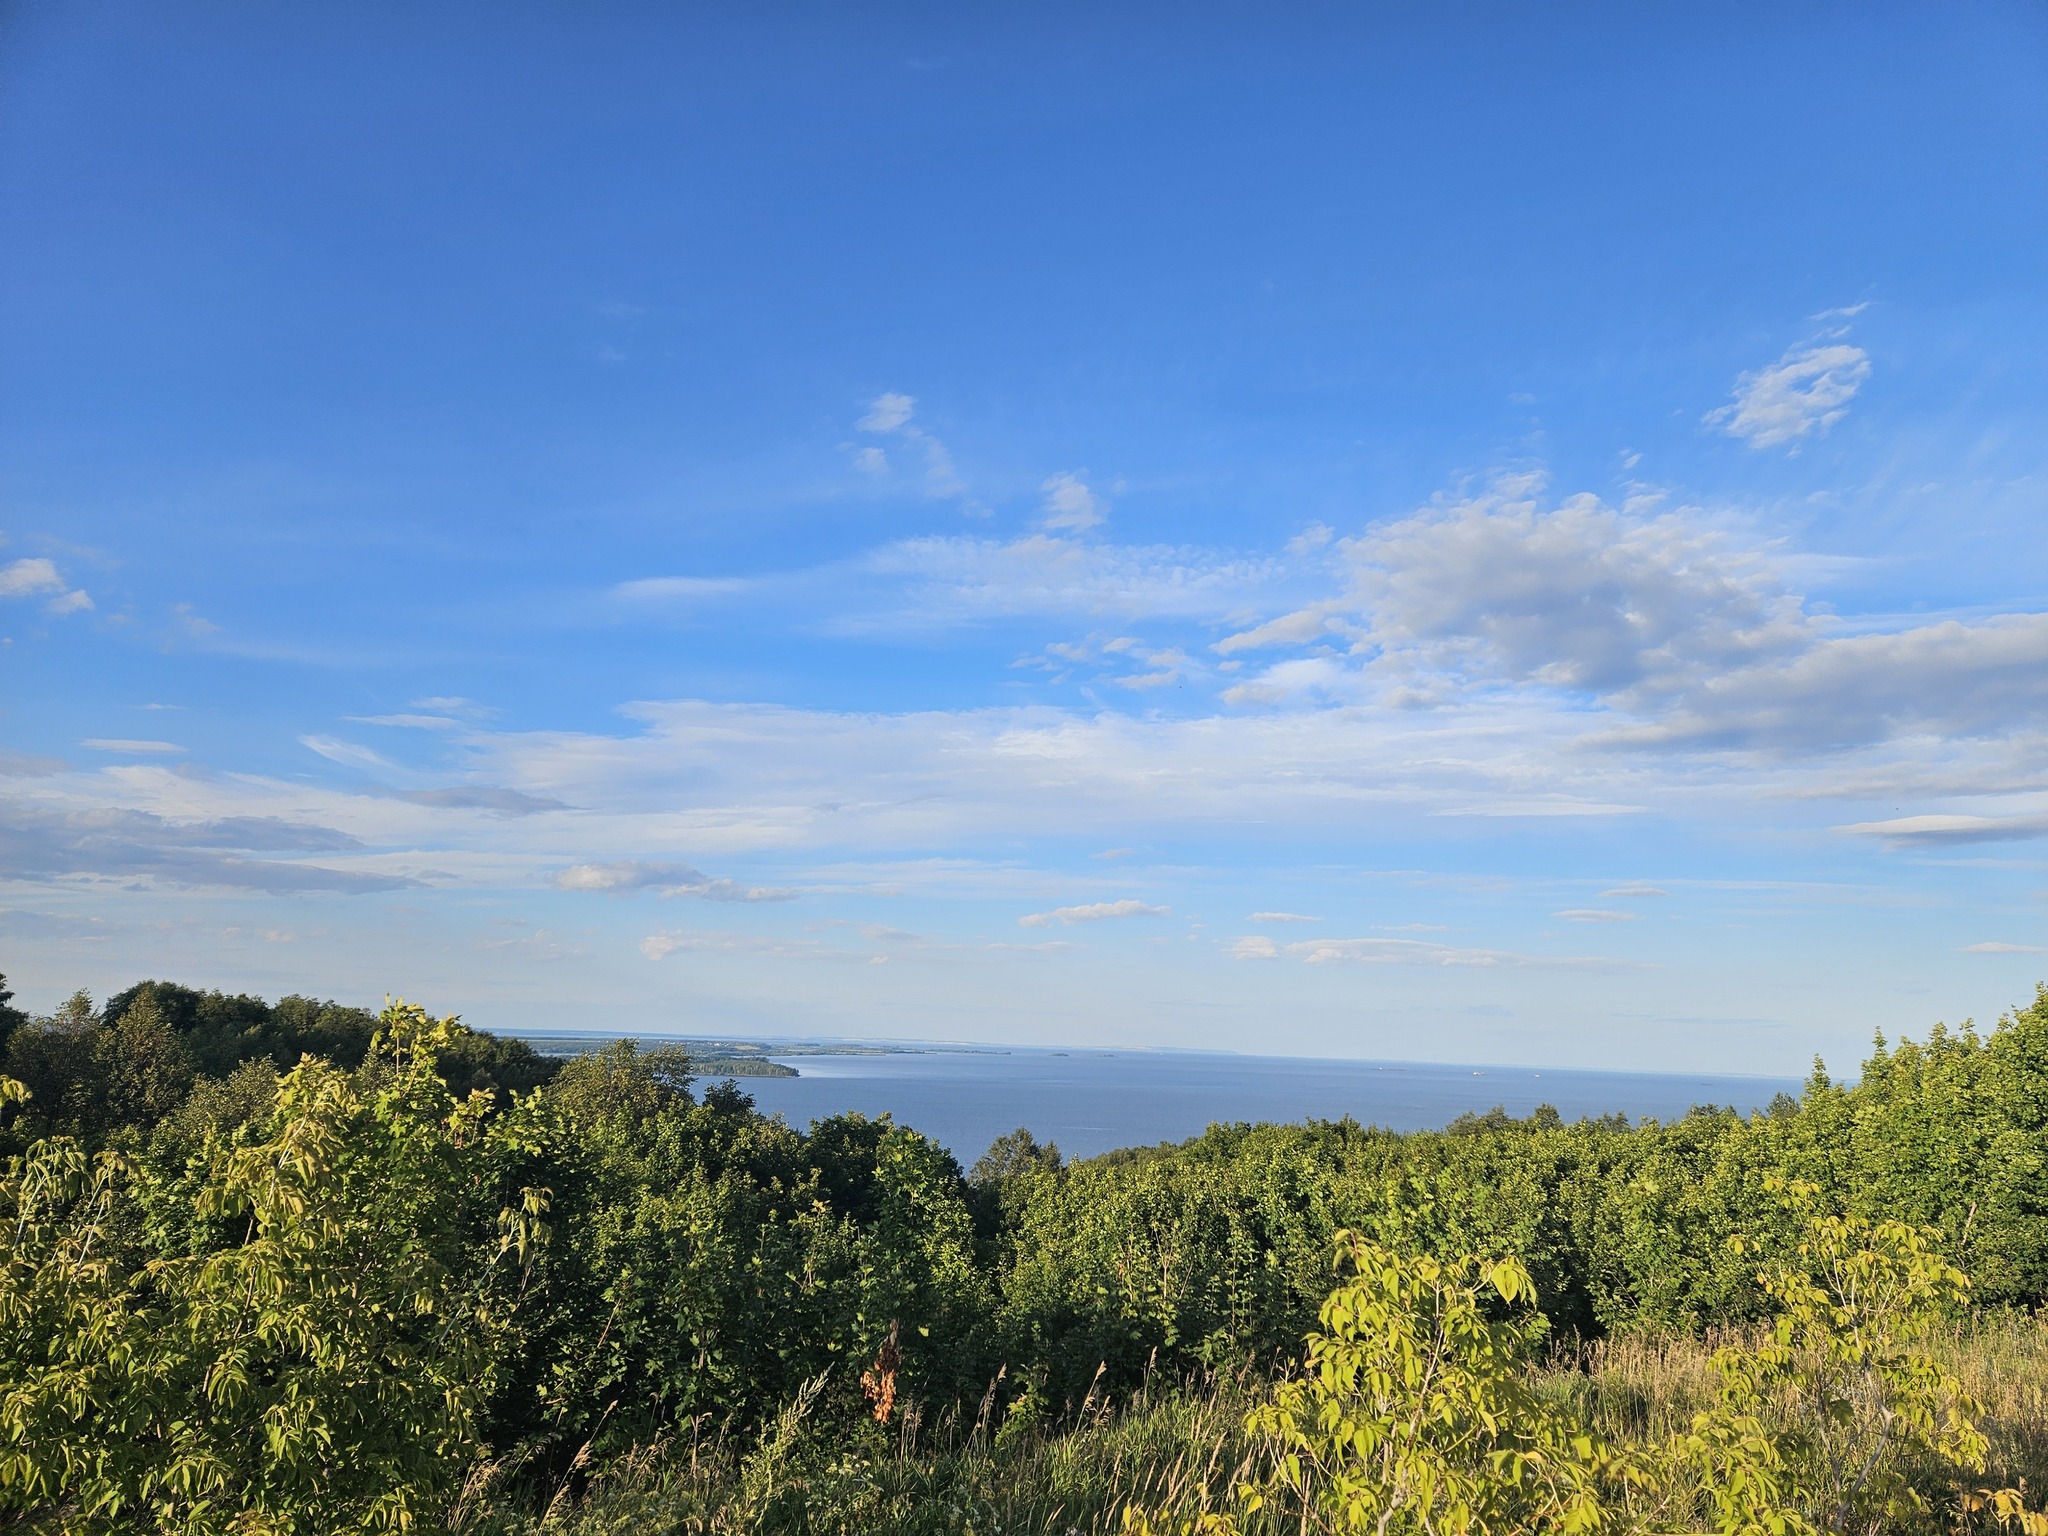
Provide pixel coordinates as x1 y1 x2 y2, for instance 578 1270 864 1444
1230 933 1633 968
300 735 397 772
1614 615 2048 752
0 802 407 893
1203 473 2048 758
1214 604 1341 655
613 576 752 602
1708 341 1870 449
1019 898 1169 927
82 739 184 755
1248 911 1319 923
0 557 91 614
1554 908 1637 923
0 558 64 597
1220 654 1355 706
412 697 497 718
1601 885 1668 898
1348 479 1805 697
1962 941 2047 955
855 392 976 507
1222 475 1806 702
851 445 889 475
1834 811 2048 847
1040 471 1106 531
853 534 1282 628
641 929 852 962
353 713 463 732
858 392 916 433
554 859 795 902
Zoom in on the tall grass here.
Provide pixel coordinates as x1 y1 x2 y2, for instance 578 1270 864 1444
471 1314 2048 1535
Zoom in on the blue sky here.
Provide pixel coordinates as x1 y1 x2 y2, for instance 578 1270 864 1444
3 1 2045 1072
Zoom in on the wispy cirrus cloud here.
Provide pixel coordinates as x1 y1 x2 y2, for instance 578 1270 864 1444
1707 330 1871 449
1834 811 2048 847
1019 898 1168 928
1229 933 1636 969
83 739 184 755
386 786 568 816
554 859 796 902
0 804 412 894
854 533 1282 630
641 927 869 962
851 392 986 514
612 576 753 603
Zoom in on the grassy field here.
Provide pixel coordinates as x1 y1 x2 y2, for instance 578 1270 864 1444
460 1313 2048 1536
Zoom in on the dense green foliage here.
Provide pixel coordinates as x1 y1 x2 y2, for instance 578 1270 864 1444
991 998 2047 1404
1 972 2044 1532
0 980 557 1153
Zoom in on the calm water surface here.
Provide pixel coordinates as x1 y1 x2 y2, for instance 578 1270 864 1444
668 1048 1801 1162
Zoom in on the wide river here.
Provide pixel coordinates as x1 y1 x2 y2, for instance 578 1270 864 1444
654 1046 1803 1162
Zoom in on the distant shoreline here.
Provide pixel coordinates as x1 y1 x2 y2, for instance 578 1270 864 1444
502 1031 1828 1086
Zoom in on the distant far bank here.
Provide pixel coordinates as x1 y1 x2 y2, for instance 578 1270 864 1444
517 1035 801 1078
500 1032 1805 1161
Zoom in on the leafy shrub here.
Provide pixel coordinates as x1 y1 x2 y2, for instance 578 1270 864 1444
0 1003 547 1534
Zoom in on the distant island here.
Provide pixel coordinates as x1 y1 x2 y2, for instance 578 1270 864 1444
685 1054 799 1078
514 1032 1015 1078
519 1035 802 1077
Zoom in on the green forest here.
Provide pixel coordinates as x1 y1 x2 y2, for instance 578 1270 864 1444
2 974 2044 1535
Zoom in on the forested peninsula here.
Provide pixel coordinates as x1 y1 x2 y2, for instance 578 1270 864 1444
2 974 2043 1534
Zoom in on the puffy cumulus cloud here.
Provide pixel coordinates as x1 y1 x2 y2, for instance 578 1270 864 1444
1216 475 1808 701
1208 473 2048 760
0 557 92 615
0 558 65 597
1347 479 1806 698
1040 471 1107 531
553 859 795 902
1018 898 1168 927
1708 341 1870 449
1598 614 2048 753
